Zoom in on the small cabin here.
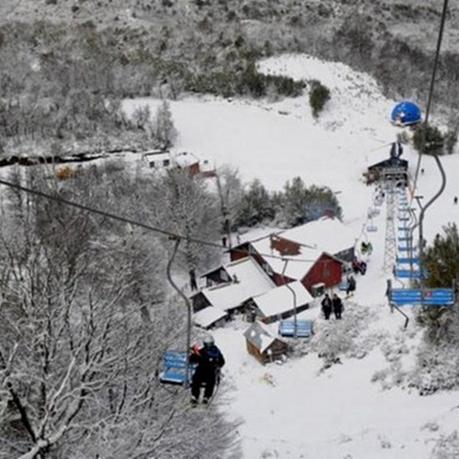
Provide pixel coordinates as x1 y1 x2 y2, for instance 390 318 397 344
244 321 289 365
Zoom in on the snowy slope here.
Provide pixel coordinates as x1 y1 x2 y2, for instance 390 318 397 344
124 54 459 459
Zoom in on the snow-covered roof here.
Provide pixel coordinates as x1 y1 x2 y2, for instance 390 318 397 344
278 217 356 256
250 236 322 280
145 152 170 163
199 257 275 311
244 321 286 353
193 306 228 329
174 151 199 167
252 281 313 318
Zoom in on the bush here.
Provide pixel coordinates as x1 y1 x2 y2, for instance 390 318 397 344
412 124 445 155
309 80 330 118
235 179 275 227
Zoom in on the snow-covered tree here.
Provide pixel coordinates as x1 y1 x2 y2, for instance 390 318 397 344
0 167 237 458
151 99 178 150
410 224 459 393
277 177 342 227
235 178 275 227
151 168 221 273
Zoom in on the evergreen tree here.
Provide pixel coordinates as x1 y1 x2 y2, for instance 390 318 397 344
235 178 274 227
277 177 342 227
309 80 331 119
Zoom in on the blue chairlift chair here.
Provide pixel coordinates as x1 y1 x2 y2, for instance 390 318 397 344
339 278 349 291
159 351 196 385
279 320 314 338
390 288 454 307
367 223 378 232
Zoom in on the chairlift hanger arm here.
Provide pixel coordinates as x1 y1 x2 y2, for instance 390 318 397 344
165 237 192 387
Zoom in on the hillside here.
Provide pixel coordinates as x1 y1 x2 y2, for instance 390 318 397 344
1 0 459 111
150 54 459 459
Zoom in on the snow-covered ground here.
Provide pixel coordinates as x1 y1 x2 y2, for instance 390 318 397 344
124 54 459 458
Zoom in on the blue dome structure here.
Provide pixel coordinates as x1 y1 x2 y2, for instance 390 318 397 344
391 101 422 126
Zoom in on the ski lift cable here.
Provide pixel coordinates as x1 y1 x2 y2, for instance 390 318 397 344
165 237 192 388
410 0 449 200
0 177 317 263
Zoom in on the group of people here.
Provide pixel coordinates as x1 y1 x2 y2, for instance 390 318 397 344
352 258 367 275
321 293 343 320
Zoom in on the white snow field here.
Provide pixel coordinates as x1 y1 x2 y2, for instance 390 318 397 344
125 55 459 458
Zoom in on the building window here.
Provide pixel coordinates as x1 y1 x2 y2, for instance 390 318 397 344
163 159 170 167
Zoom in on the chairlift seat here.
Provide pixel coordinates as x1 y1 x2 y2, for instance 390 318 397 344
396 257 419 264
159 351 196 385
398 237 412 242
367 224 378 232
390 288 455 307
398 226 408 231
339 279 349 291
398 217 410 222
279 320 313 338
394 269 426 279
398 246 417 252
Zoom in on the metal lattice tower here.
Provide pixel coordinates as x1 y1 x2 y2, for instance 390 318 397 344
382 168 406 272
383 181 397 272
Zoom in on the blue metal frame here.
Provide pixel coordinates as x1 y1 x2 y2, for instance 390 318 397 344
396 257 419 264
394 269 426 279
398 246 417 252
398 237 412 242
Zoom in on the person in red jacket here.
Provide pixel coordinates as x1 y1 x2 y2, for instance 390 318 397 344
190 336 225 405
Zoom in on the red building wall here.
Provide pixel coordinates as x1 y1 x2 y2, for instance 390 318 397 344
302 253 343 293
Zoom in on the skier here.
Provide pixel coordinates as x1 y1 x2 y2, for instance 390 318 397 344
454 196 458 205
332 293 343 320
321 293 332 320
352 258 360 274
359 260 367 275
190 336 225 405
346 275 356 297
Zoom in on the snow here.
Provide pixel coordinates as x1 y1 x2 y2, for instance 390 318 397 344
279 217 357 255
193 306 227 329
123 53 459 459
199 257 275 311
252 281 313 319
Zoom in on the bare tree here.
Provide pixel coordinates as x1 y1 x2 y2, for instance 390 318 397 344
0 167 238 458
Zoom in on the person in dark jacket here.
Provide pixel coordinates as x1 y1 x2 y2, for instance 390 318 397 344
190 336 225 404
332 294 343 319
321 293 332 320
346 275 356 297
189 268 198 291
